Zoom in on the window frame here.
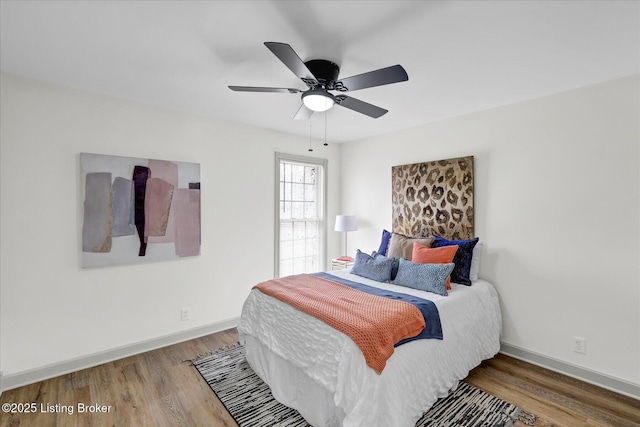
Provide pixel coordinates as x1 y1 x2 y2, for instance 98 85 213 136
274 152 328 278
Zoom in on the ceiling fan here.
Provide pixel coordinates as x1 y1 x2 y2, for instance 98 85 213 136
229 42 409 120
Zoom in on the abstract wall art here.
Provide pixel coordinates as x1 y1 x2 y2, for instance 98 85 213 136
80 153 201 268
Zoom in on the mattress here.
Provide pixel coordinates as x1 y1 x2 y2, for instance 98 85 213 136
238 269 502 427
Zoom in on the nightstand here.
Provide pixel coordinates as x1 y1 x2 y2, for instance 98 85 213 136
331 258 354 270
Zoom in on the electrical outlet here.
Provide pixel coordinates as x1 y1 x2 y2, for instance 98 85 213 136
573 336 586 355
181 307 191 321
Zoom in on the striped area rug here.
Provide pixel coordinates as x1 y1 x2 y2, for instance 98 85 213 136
192 344 537 427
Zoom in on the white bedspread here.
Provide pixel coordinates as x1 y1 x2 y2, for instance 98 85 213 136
238 270 502 427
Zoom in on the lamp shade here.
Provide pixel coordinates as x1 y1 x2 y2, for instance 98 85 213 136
334 215 358 232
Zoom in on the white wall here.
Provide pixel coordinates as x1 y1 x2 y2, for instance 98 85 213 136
2 71 638 394
340 75 640 387
0 73 341 379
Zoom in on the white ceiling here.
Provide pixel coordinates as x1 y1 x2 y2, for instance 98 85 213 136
1 1 638 143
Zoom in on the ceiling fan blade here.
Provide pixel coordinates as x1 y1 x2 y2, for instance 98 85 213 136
228 86 301 93
335 95 388 118
264 42 317 83
336 65 408 92
293 104 314 120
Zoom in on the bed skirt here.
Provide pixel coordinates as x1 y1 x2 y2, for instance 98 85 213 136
243 334 347 426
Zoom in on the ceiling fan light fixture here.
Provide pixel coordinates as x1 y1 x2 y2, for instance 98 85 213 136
302 89 335 112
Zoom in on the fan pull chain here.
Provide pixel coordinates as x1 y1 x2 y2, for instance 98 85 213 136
308 122 313 152
324 112 328 146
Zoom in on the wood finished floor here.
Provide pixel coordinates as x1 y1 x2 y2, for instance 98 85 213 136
1 328 638 427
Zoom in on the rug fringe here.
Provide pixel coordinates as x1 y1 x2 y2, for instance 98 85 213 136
183 341 242 365
515 409 538 426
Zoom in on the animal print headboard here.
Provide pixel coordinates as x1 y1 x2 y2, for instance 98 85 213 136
391 156 474 240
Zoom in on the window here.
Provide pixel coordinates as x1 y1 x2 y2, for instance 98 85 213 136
275 153 327 278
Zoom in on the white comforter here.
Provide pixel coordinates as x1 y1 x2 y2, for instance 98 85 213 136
238 270 502 427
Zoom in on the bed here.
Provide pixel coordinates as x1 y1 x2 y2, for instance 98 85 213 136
238 156 502 427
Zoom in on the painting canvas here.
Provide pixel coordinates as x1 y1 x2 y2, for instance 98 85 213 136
80 153 201 268
392 156 474 240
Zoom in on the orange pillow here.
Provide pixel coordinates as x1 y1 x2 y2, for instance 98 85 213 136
412 242 458 290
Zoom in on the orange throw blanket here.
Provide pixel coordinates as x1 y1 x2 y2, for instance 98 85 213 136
253 274 426 374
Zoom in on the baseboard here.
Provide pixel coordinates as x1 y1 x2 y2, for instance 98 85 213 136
2 317 239 392
500 342 639 400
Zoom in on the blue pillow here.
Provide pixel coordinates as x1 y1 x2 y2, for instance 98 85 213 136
432 235 479 286
372 251 400 281
351 249 395 282
377 229 392 256
392 258 453 296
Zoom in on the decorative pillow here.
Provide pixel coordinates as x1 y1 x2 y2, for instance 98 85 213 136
469 240 483 282
387 233 434 260
351 249 395 282
411 242 458 290
432 235 479 286
377 229 392 256
392 258 453 296
372 251 400 281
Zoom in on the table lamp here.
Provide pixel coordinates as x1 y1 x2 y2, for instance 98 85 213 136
334 215 358 261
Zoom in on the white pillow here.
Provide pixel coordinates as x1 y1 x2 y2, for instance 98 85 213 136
469 240 483 281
